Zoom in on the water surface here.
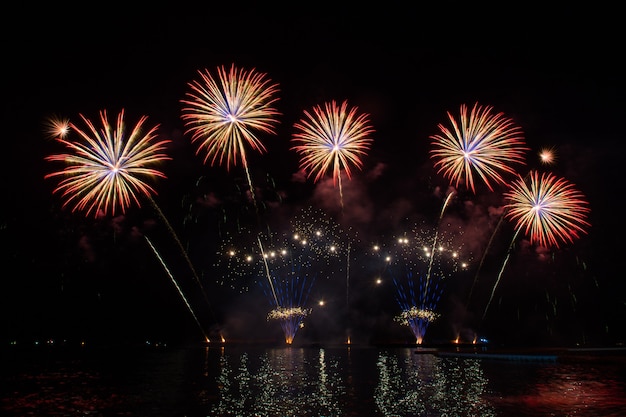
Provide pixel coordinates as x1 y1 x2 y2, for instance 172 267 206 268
2 343 625 416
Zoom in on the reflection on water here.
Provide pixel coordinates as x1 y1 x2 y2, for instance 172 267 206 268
486 359 626 417
2 345 626 416
210 347 344 416
375 351 496 416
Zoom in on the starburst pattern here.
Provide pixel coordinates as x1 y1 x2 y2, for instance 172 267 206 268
430 102 529 193
45 109 171 217
180 64 281 170
45 115 70 139
504 170 591 248
291 100 374 185
538 147 557 165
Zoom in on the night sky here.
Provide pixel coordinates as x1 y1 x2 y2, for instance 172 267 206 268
2 5 624 347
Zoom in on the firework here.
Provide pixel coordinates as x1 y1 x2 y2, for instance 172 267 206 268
216 207 346 343
265 284 314 345
180 64 281 208
465 148 560 310
291 100 372 341
267 306 312 321
45 109 171 217
393 271 442 345
290 206 347 260
430 102 529 193
44 115 70 139
291 100 374 209
215 207 347 291
45 110 217 340
256 232 327 344
372 225 468 344
504 170 590 249
481 170 591 320
538 146 557 165
395 306 440 323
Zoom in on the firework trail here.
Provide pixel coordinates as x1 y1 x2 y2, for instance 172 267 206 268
44 110 214 339
145 236 210 342
372 225 469 344
424 190 455 299
147 196 217 321
346 241 351 312
481 170 591 321
181 64 281 212
464 211 506 308
257 234 280 307
291 99 374 211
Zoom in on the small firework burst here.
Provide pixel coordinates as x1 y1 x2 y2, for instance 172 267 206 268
538 146 557 165
267 306 312 321
395 306 441 325
44 115 71 139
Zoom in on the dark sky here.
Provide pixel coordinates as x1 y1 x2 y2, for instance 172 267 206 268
2 5 624 347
